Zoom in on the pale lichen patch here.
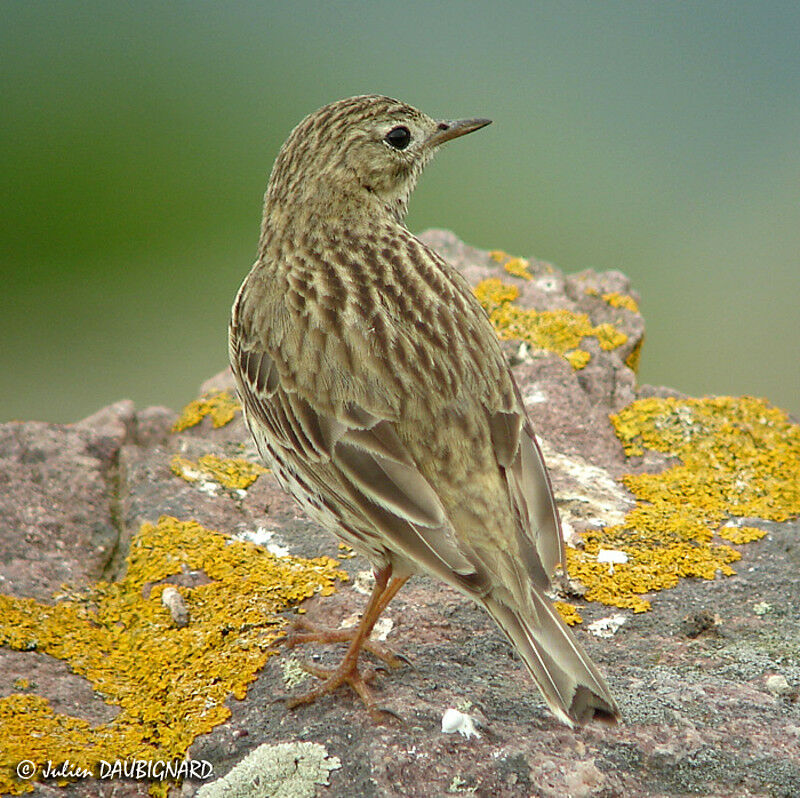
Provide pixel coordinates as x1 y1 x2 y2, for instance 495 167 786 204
196 741 341 798
280 657 310 689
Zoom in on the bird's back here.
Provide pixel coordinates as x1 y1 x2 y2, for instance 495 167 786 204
231 216 556 597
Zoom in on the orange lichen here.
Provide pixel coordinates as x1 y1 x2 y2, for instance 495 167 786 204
172 391 241 432
567 397 800 612
0 517 346 795
170 453 267 491
474 277 628 370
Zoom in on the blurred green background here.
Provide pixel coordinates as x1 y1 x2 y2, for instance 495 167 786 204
2 1 798 423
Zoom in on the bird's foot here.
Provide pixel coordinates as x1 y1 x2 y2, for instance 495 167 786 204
284 617 407 669
282 618 407 720
279 568 409 719
285 657 400 722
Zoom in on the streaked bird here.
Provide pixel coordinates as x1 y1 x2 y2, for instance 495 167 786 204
229 95 619 726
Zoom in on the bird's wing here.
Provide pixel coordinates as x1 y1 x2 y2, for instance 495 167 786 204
229 324 484 586
413 241 566 588
229 234 564 595
488 399 565 590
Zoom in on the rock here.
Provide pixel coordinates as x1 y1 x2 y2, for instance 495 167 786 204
0 419 123 600
1 231 799 798
765 674 792 697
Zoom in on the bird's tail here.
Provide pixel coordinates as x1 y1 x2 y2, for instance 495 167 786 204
482 590 619 726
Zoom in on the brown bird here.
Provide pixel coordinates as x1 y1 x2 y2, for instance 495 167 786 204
228 95 619 726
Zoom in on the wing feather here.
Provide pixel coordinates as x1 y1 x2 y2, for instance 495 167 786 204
230 325 479 582
490 404 565 590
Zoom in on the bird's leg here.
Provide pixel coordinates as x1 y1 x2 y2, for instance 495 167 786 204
286 618 404 667
286 568 407 667
283 566 408 717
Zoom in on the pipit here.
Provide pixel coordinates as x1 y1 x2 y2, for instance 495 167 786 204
229 95 619 726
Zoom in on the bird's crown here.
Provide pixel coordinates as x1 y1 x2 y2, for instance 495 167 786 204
265 95 490 223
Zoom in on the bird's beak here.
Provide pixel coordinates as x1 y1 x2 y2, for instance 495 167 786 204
427 117 492 147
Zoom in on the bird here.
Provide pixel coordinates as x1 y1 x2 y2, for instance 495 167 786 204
228 94 619 726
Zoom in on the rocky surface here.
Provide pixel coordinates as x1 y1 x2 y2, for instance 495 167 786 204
1 231 798 798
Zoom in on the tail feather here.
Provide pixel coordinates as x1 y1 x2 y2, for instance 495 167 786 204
483 590 620 726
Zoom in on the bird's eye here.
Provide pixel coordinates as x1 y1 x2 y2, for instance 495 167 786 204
385 126 411 150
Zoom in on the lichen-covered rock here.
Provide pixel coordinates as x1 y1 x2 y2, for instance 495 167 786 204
0 231 798 798
195 742 340 798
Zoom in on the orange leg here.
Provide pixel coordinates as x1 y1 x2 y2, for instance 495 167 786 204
283 566 409 719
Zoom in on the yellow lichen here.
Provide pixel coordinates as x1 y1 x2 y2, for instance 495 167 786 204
473 278 628 369
554 601 583 626
490 248 534 280
337 543 357 560
602 292 639 313
567 397 800 612
171 453 267 491
172 391 241 432
594 323 628 351
474 277 520 308
0 516 347 795
503 257 533 281
565 349 591 370
718 526 768 544
625 337 643 374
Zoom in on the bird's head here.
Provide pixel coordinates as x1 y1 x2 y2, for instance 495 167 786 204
265 95 491 223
